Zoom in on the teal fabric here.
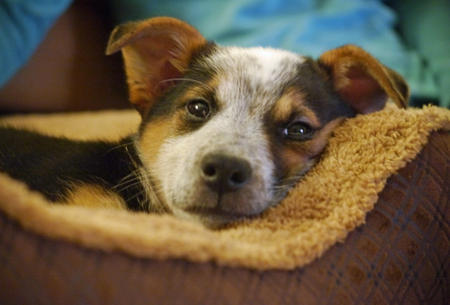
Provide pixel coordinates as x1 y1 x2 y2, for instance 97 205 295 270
0 0 72 86
1 0 448 107
393 0 450 107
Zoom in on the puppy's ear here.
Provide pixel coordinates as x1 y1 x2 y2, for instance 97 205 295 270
106 17 206 115
319 45 409 114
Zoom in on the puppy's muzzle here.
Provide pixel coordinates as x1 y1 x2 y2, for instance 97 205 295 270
200 153 252 194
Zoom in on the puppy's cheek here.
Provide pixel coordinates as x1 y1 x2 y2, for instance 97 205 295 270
138 118 174 165
136 118 177 206
152 143 184 209
152 136 203 211
279 149 312 178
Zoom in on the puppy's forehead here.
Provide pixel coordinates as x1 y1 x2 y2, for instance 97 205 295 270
205 47 305 82
200 47 306 110
210 46 303 72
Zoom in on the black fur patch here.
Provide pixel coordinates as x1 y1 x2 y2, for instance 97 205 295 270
0 127 148 212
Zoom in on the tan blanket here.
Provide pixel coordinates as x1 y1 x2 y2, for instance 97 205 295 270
0 105 448 270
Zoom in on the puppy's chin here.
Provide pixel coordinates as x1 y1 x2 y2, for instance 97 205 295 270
171 205 259 229
165 189 269 228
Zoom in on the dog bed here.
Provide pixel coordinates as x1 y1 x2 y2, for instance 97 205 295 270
0 105 448 305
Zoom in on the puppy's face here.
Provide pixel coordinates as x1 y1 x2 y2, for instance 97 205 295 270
136 46 352 226
107 17 408 227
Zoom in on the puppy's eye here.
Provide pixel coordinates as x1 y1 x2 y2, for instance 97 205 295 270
283 122 314 140
186 99 210 119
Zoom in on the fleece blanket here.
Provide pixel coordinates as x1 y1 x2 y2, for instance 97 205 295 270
0 105 448 270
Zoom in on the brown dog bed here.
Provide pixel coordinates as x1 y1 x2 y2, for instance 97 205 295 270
0 105 448 304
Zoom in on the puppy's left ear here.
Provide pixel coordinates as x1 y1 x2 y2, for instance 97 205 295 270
319 45 409 114
106 17 207 115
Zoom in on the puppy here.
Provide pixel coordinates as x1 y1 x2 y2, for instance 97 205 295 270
0 17 408 227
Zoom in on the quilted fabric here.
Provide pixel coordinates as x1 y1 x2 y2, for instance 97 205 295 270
0 131 448 305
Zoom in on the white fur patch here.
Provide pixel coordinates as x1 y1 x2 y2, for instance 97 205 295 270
222 47 305 84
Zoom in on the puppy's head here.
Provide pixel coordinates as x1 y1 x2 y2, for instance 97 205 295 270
107 17 408 227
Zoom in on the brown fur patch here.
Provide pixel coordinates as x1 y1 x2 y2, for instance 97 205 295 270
272 88 321 128
278 147 311 177
138 117 174 166
307 118 344 156
61 185 126 209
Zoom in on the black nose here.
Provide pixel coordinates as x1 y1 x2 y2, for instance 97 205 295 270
201 154 252 193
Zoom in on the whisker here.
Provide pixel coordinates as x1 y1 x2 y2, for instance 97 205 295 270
106 141 134 154
138 168 168 212
112 170 139 189
113 179 143 193
124 189 146 203
114 171 136 183
272 171 309 195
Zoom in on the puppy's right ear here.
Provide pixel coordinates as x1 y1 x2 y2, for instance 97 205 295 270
319 45 409 114
106 17 206 115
